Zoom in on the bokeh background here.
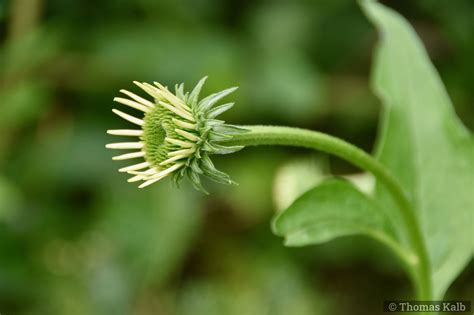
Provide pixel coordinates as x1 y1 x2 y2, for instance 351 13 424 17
0 0 472 314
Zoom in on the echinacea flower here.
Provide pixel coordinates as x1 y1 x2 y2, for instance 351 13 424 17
106 77 246 192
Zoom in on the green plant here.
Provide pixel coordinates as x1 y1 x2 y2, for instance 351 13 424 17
106 0 473 306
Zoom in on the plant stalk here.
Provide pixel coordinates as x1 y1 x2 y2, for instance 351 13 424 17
220 125 432 298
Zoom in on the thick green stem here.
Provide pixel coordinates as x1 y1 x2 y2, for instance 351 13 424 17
220 125 432 298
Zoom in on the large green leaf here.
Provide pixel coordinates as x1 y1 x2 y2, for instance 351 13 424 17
361 0 473 298
273 179 416 266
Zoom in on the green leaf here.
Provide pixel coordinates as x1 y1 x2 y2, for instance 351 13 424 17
273 180 415 265
272 0 473 300
361 0 474 298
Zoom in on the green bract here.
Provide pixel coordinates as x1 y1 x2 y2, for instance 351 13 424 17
106 77 247 192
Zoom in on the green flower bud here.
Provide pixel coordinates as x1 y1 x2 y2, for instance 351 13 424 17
106 77 246 193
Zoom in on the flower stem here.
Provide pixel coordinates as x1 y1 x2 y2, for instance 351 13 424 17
220 125 432 298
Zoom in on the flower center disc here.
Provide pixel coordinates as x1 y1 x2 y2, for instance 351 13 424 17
143 105 177 167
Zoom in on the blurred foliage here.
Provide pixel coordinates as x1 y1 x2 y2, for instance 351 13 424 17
0 0 472 314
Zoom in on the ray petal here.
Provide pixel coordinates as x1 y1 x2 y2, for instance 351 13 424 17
128 168 158 176
112 151 145 160
153 81 192 112
128 175 146 182
107 129 143 136
133 81 162 99
114 97 150 112
120 89 155 107
159 101 195 122
172 118 196 130
112 109 144 126
144 162 184 180
165 137 195 148
168 148 196 157
175 129 200 142
119 161 150 172
106 142 144 149
138 175 167 188
159 154 188 166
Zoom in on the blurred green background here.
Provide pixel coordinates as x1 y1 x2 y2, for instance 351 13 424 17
0 0 472 314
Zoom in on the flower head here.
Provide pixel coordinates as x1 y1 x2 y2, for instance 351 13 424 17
106 77 246 192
